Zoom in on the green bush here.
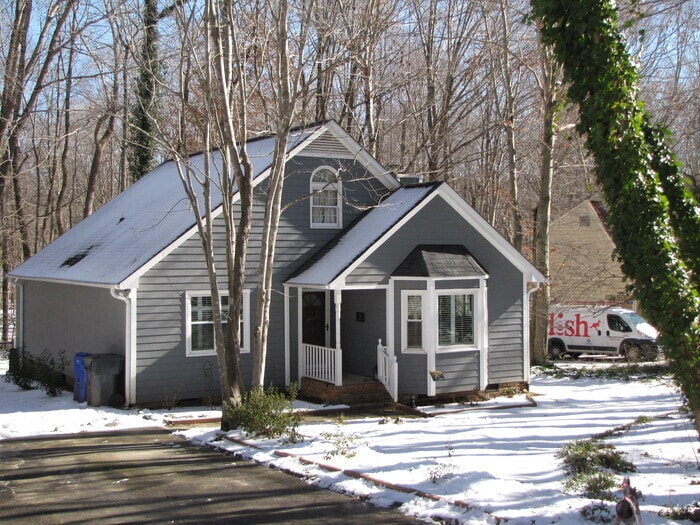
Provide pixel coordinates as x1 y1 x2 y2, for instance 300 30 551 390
558 438 635 501
6 348 34 390
558 440 635 475
225 383 302 441
563 471 616 500
6 348 68 396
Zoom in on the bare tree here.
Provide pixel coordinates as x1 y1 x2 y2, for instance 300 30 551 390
0 0 80 341
251 0 316 387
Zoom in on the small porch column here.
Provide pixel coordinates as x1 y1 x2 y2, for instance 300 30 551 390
333 289 342 386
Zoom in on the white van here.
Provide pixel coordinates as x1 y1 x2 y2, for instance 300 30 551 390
548 306 659 361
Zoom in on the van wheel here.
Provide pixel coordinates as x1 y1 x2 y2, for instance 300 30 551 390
548 341 567 360
623 343 642 362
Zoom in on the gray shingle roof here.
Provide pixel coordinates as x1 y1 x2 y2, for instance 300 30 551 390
392 245 487 278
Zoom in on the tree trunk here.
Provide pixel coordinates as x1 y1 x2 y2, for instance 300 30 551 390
530 45 558 366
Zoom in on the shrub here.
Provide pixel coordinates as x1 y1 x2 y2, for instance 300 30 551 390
320 424 366 461
6 348 34 390
558 438 636 501
6 348 68 396
558 440 635 475
563 471 616 500
225 383 302 441
35 350 68 396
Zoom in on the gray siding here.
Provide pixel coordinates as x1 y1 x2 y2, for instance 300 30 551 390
134 156 387 404
20 281 125 377
340 289 386 378
435 351 480 394
397 353 427 397
486 271 524 384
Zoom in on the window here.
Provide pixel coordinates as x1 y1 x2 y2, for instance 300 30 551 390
310 167 342 228
406 294 423 348
607 314 630 333
579 215 591 227
402 291 425 352
186 290 250 356
401 288 481 353
438 293 474 347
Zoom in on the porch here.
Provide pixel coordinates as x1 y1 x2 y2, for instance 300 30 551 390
298 340 398 405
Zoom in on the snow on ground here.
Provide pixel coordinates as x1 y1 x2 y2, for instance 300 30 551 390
1 362 698 524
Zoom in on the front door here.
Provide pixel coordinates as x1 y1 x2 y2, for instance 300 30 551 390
302 291 327 346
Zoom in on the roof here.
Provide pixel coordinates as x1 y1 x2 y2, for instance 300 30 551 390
392 245 487 278
9 122 396 287
286 184 439 286
287 182 545 287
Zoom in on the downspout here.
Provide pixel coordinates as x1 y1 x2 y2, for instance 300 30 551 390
111 287 136 405
525 278 543 383
284 284 290 387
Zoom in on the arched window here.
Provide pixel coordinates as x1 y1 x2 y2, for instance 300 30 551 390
310 167 342 228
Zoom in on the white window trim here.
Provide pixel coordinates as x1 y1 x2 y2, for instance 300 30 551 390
401 290 427 354
435 289 481 353
400 283 487 355
185 289 250 357
310 166 342 229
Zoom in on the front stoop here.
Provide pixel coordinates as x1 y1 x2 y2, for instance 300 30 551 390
301 377 392 405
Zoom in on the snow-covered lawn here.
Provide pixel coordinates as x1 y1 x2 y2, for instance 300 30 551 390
1 366 698 524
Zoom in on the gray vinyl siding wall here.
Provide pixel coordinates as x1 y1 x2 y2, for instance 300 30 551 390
486 270 524 385
435 352 480 394
340 289 386 378
134 156 386 404
20 281 125 377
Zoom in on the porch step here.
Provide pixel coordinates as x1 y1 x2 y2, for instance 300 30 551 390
301 377 392 405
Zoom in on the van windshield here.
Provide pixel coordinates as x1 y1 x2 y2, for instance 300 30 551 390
622 312 648 328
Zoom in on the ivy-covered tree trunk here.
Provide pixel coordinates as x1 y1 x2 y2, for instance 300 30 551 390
128 0 159 183
530 0 700 432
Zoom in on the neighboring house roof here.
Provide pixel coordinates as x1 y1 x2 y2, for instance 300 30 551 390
588 200 611 235
9 122 397 288
392 245 487 278
287 182 544 287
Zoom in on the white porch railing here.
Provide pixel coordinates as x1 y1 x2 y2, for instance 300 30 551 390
377 339 398 402
300 343 342 386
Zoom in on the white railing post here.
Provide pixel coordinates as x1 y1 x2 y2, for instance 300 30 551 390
376 338 398 402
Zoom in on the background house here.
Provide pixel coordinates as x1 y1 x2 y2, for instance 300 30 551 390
549 200 635 309
10 122 544 407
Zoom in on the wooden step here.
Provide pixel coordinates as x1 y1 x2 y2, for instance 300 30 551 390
301 377 392 405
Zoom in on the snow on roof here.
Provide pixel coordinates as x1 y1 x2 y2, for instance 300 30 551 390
9 128 317 286
286 184 438 286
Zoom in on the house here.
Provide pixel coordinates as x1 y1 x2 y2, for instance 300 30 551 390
9 121 544 407
549 200 634 308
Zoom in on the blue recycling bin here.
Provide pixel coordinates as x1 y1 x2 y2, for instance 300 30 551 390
73 352 92 402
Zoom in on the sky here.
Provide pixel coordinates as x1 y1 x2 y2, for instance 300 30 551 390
1 358 698 524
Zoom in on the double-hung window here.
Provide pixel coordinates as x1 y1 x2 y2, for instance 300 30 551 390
186 290 250 356
437 292 474 347
310 167 342 228
402 291 426 352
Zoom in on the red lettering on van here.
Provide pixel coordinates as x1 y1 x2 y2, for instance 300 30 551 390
549 312 590 338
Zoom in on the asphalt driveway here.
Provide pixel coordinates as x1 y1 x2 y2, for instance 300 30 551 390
0 428 421 524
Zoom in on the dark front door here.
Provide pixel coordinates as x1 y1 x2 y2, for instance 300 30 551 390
302 291 326 346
